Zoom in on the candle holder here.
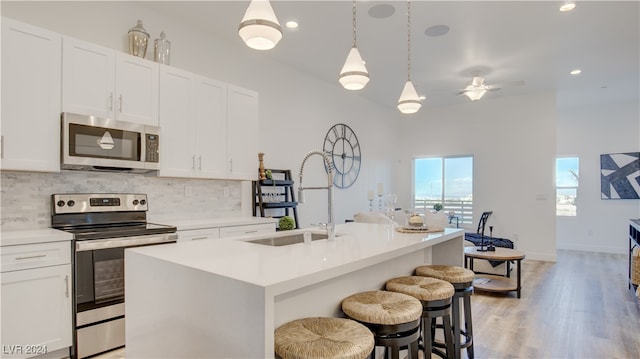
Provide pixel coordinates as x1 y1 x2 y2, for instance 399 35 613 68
487 226 496 251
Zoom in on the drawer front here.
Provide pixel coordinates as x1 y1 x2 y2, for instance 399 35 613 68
1 241 71 272
219 223 275 238
177 228 220 242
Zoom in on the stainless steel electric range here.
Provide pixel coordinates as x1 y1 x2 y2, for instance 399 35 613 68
51 193 177 359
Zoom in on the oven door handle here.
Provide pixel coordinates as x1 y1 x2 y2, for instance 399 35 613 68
75 233 178 251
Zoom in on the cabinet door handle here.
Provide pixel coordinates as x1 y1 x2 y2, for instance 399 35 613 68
245 230 258 234
192 236 208 240
15 254 46 260
118 94 123 112
65 275 69 298
108 93 114 111
198 155 202 170
229 159 233 173
192 155 196 170
1 135 3 159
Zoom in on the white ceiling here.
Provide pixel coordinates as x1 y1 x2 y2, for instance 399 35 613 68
142 1 639 110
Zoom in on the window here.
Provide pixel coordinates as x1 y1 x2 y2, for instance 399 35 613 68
556 157 579 216
413 156 473 224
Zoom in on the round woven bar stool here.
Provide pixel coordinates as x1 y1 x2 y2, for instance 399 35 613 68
274 317 375 359
386 276 456 359
416 265 475 359
342 291 422 359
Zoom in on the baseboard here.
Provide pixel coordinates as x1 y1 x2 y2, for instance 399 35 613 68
557 242 627 255
523 251 557 262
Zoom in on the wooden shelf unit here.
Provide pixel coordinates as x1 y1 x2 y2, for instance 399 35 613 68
252 169 299 229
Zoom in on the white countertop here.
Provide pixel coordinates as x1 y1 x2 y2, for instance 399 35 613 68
127 223 464 295
0 228 74 246
164 217 278 231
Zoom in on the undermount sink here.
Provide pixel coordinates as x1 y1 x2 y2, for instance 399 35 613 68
248 232 332 246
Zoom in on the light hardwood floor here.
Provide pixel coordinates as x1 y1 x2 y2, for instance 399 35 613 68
95 250 639 359
467 249 640 359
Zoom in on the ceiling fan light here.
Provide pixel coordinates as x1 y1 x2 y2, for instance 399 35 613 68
238 0 282 50
339 46 370 90
397 80 422 114
463 87 487 101
471 76 485 87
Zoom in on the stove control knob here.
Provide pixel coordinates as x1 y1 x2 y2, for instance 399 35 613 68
140 199 147 205
67 200 75 207
133 199 139 205
57 200 65 207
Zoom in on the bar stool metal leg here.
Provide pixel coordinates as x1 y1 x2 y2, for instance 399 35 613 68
462 286 474 358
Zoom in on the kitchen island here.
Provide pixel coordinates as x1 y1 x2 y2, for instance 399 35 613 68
125 222 465 358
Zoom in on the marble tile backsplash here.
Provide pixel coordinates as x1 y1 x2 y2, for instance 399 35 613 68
1 171 242 231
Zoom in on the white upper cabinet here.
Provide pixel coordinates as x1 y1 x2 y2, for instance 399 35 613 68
1 17 62 172
158 66 195 177
227 85 259 180
194 77 228 178
159 66 227 179
159 66 257 180
115 52 159 125
62 36 159 126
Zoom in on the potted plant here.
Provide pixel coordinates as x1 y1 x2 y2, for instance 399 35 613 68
433 203 443 212
278 216 295 230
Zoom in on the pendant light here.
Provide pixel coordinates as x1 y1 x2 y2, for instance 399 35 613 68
339 0 369 90
238 0 282 51
397 0 422 114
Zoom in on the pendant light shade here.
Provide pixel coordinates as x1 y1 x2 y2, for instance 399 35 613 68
398 0 421 114
238 0 282 50
397 81 422 114
339 0 369 90
339 46 370 90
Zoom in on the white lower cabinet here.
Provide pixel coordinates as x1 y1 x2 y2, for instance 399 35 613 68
219 223 275 238
177 223 275 242
1 242 72 358
177 228 220 243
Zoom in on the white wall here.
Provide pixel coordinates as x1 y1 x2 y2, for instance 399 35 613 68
557 99 640 253
396 92 558 261
1 2 400 227
3 2 635 259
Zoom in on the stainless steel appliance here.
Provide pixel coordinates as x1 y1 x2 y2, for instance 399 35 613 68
51 193 177 359
61 112 160 173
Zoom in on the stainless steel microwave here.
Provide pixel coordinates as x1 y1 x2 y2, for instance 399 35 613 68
61 112 160 173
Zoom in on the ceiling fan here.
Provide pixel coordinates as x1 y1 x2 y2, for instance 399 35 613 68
458 76 524 101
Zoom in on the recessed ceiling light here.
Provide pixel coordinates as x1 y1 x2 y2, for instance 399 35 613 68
368 4 395 19
570 69 582 75
559 2 576 12
285 21 298 29
425 25 450 37
419 95 426 100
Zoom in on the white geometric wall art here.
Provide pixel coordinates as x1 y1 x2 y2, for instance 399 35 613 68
600 152 640 199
